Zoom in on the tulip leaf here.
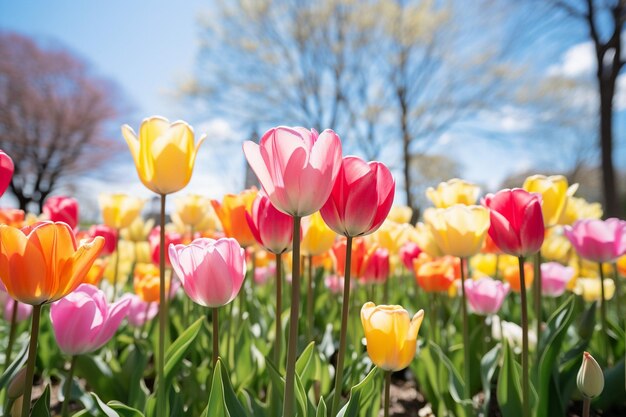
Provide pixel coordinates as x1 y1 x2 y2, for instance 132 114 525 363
536 296 575 417
295 341 317 391
0 341 28 392
316 397 327 417
31 384 51 417
203 359 250 417
164 316 204 387
336 366 380 417
480 343 501 416
496 340 523 417
595 357 626 409
429 341 468 406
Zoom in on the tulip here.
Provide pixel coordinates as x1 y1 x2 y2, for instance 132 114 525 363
50 284 130 355
211 188 258 247
149 227 183 266
541 231 571 263
243 126 342 217
523 175 573 227
320 156 395 237
564 218 626 264
362 248 390 285
246 192 294 254
491 315 537 351
464 277 510 315
618 254 626 277
360 302 424 371
331 237 368 278
174 193 211 229
88 225 118 255
481 233 502 255
574 278 615 302
541 262 574 298
42 196 79 231
387 205 413 224
559 196 603 226
503 262 534 292
0 208 25 228
301 211 336 256
426 178 480 208
368 220 414 257
414 222 444 258
99 194 144 230
399 242 422 271
577 352 604 400
122 116 206 195
83 258 108 286
0 150 13 198
121 217 155 242
324 274 347 295
470 254 498 278
125 293 159 327
424 205 490 258
414 257 456 292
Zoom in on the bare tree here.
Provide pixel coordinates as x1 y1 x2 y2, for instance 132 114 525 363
0 33 122 212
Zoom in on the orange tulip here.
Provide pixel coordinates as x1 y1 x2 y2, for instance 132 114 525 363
414 257 456 292
134 263 164 303
503 262 534 292
0 222 104 305
332 237 368 278
0 208 25 228
83 258 108 286
211 188 257 247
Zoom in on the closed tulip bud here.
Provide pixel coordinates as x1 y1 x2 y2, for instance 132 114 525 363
320 156 395 238
0 150 14 198
246 192 294 254
564 218 626 263
361 302 424 371
301 211 336 256
122 116 206 195
484 189 545 258
99 194 144 230
426 178 480 208
577 352 604 399
523 175 573 227
211 189 257 247
42 196 79 231
425 205 490 258
7 367 27 400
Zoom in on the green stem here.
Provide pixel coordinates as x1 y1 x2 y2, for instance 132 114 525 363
613 263 622 323
226 301 234 367
534 252 542 349
331 236 353 417
20 303 41 417
274 254 283 366
61 355 77 417
384 370 391 417
459 257 472 414
582 396 590 417
157 194 167 417
494 254 500 280
4 300 19 370
112 229 121 301
212 308 219 367
598 263 609 364
518 256 530 417
383 277 389 304
282 216 302 417
306 255 314 341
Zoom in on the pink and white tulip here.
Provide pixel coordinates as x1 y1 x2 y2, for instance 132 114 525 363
464 277 510 315
541 262 574 297
124 294 159 327
564 218 626 263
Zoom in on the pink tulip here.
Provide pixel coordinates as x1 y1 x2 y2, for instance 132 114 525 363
50 284 130 355
564 218 626 263
254 263 276 285
246 193 294 254
541 262 574 298
42 196 79 231
483 189 545 257
124 294 159 327
361 248 390 284
0 150 14 198
399 242 422 271
243 126 343 217
0 282 32 322
325 274 347 295
149 227 183 266
320 156 395 237
169 237 246 307
464 277 510 315
88 224 118 255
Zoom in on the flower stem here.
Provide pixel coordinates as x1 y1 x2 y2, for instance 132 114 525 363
384 370 391 417
613 263 622 324
283 216 302 417
21 303 41 417
157 194 167 417
275 254 283 366
4 300 19 370
306 255 314 341
331 236 353 417
383 277 389 304
112 229 121 301
598 263 609 364
459 257 472 414
61 355 77 417
212 308 219 367
534 252 542 351
518 256 530 417
582 396 590 417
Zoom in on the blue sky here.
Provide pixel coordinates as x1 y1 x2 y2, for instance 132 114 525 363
1 1 624 218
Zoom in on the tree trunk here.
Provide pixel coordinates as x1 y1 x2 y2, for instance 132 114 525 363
400 97 418 223
599 83 618 217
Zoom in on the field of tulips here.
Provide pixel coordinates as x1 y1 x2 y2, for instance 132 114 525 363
0 119 625 417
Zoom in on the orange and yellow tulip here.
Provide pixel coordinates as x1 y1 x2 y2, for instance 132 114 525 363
211 188 257 247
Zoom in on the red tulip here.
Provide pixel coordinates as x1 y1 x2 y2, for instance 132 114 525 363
88 224 118 255
483 189 544 257
399 242 422 271
332 237 368 278
320 156 395 237
361 248 390 284
246 193 294 254
0 150 13 198
149 227 183 266
42 196 79 231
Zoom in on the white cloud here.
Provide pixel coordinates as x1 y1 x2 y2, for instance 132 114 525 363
547 42 595 77
195 117 239 142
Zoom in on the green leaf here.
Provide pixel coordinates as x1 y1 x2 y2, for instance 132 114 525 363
480 343 501 416
336 367 380 417
106 402 145 417
497 341 523 417
429 341 468 406
316 397 327 417
164 317 204 387
295 342 317 390
31 384 51 417
202 359 250 417
0 342 28 391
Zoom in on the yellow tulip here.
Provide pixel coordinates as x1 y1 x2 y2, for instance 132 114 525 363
301 211 336 256
122 116 206 195
173 194 211 228
617 254 626 278
558 196 603 226
387 205 413 224
103 240 134 285
574 278 615 302
120 217 154 243
470 253 498 278
414 221 443 258
541 229 571 263
425 178 480 208
523 175 573 227
424 205 490 258
99 194 144 230
360 302 424 371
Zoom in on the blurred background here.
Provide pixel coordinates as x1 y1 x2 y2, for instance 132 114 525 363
0 0 625 222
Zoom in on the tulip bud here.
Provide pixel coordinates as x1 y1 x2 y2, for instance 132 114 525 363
7 367 27 400
577 352 604 399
